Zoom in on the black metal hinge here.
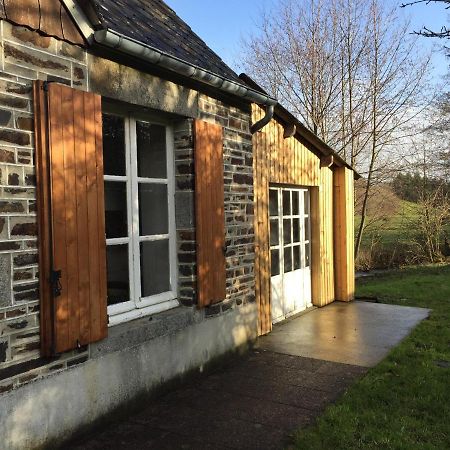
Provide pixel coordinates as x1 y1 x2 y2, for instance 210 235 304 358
50 269 62 297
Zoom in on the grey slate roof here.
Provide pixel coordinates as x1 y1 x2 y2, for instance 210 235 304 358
89 0 242 83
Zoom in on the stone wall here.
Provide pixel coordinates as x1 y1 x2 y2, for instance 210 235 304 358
0 21 89 374
0 18 257 398
198 95 255 310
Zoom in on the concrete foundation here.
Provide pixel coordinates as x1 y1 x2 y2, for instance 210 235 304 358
0 303 257 450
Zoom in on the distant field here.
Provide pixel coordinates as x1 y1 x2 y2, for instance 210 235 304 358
356 200 450 246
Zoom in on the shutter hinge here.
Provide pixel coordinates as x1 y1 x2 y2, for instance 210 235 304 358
50 269 62 297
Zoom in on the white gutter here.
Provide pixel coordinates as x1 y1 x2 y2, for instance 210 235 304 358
93 29 277 111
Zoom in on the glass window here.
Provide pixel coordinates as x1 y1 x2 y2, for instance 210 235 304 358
270 218 279 247
293 245 301 270
271 249 280 276
104 181 128 239
103 113 176 321
106 245 130 305
140 240 170 297
103 114 126 176
292 191 299 215
138 184 169 236
137 122 167 178
284 247 292 272
269 189 278 217
283 219 292 245
283 190 291 215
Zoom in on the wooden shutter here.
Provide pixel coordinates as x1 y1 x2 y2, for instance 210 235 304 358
34 81 107 355
194 120 226 307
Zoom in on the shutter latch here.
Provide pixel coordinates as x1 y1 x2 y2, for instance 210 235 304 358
50 269 62 297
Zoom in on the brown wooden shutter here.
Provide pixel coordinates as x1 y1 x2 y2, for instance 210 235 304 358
194 119 226 307
34 81 107 355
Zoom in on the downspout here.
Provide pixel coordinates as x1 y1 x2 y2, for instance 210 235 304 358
251 105 275 133
92 29 277 133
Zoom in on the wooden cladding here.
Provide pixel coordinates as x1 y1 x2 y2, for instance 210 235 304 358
34 81 107 355
194 120 226 307
1 0 85 45
333 167 355 302
253 105 356 334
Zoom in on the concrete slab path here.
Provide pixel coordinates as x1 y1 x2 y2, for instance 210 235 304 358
258 301 430 367
65 301 429 450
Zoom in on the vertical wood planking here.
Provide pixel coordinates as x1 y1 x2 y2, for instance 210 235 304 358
34 81 53 356
41 83 107 353
61 85 80 348
48 84 70 352
73 89 90 344
194 120 226 307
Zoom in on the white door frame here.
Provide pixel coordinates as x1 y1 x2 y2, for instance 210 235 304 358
270 186 312 323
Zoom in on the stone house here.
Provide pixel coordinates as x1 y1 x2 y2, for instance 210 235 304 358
0 1 357 448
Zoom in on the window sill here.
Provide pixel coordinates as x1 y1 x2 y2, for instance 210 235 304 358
90 303 203 359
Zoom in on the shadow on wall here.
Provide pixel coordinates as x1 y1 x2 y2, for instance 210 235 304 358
2 301 258 450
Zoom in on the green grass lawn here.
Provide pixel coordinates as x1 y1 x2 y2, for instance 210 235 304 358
292 264 450 449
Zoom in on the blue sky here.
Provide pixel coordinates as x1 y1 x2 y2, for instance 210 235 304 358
165 0 448 82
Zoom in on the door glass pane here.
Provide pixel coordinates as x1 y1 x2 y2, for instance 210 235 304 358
271 249 280 276
106 245 129 305
283 219 291 244
104 181 128 239
292 191 299 215
304 191 309 214
270 218 279 246
293 218 300 243
283 190 291 215
140 240 170 297
284 247 292 272
139 184 168 236
305 216 310 241
293 245 301 270
103 114 126 176
305 242 310 267
137 122 167 179
269 189 278 216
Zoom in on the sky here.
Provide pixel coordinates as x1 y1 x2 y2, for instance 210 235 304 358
165 0 448 83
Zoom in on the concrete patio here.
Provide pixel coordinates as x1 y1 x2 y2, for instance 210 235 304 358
65 301 429 450
258 301 430 367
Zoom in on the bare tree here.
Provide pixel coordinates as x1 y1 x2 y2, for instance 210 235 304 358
241 0 432 258
401 0 450 39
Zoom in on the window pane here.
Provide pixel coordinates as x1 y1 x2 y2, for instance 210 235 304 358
102 114 126 176
269 189 278 217
305 242 310 267
141 240 170 297
284 247 292 272
104 181 128 239
305 217 310 241
292 191 299 215
283 190 291 215
137 122 167 179
106 245 129 305
293 218 300 243
270 218 279 246
271 249 280 276
139 184 168 236
293 245 301 270
304 191 309 214
283 219 291 245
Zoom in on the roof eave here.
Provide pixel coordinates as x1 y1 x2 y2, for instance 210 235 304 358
239 74 361 179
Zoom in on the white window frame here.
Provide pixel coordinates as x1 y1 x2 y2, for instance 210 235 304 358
269 186 311 277
103 108 178 326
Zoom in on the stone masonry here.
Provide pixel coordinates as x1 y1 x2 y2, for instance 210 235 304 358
0 20 89 379
0 18 256 394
